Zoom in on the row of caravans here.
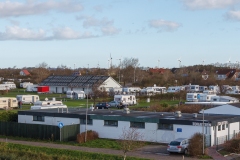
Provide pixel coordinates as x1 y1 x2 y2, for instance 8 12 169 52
185 90 239 105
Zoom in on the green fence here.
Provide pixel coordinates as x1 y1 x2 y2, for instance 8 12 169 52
0 121 80 141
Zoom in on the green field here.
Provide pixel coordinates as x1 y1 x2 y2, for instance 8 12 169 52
1 89 180 111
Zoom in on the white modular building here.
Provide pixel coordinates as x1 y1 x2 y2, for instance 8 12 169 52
18 109 240 147
39 75 121 94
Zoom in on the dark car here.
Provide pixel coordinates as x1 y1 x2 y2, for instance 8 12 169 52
95 102 110 109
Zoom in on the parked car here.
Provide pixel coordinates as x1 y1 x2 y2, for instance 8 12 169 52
108 101 119 107
167 138 189 154
95 102 110 109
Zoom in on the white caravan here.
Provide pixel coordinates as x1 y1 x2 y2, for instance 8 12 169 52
122 87 141 94
114 95 136 106
31 100 67 110
199 86 208 92
209 85 221 94
66 91 85 99
20 82 33 88
0 83 16 90
26 84 38 92
16 95 40 104
185 84 199 92
141 85 167 95
167 86 185 93
0 97 18 109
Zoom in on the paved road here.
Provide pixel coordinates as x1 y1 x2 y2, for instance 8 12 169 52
0 138 203 160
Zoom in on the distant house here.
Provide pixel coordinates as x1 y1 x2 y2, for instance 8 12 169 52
149 68 166 74
20 69 30 76
199 69 209 80
215 69 239 80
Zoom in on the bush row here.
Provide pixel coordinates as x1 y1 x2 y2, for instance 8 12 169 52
0 111 18 122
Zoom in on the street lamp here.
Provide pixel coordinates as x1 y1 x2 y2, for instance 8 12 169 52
202 108 205 155
85 84 89 142
118 59 121 83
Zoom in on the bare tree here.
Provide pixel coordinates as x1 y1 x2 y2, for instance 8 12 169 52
118 127 145 160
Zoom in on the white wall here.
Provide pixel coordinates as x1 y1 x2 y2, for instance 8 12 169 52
18 115 80 126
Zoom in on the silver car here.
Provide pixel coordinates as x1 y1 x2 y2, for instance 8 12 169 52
167 138 189 154
108 101 119 107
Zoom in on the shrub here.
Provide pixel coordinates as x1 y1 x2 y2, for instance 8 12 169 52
77 130 99 143
224 133 240 153
188 133 205 156
161 102 168 108
0 111 18 122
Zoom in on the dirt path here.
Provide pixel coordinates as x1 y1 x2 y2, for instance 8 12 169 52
0 138 210 160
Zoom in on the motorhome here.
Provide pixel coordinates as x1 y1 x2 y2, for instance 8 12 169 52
31 99 67 110
66 91 85 99
16 95 40 104
114 95 136 106
0 97 18 109
167 86 185 93
140 85 167 95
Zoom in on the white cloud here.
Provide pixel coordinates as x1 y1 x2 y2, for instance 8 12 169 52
0 0 83 17
182 0 240 10
76 16 121 36
226 10 240 21
101 26 121 35
76 16 114 28
52 27 95 39
0 26 96 40
0 26 46 40
149 19 181 32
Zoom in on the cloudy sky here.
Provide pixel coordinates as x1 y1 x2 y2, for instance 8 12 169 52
0 0 240 69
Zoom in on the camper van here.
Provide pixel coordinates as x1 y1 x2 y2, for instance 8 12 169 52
114 95 136 106
66 91 85 99
0 97 18 109
16 95 40 104
31 100 67 110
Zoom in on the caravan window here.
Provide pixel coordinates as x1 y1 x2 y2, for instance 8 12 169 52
104 120 118 126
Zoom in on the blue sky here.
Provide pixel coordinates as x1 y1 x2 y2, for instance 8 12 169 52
0 0 240 69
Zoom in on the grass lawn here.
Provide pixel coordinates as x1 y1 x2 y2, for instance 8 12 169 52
0 89 180 112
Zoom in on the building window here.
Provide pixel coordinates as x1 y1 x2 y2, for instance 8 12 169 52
130 122 145 128
222 124 225 130
80 119 93 125
218 125 221 131
158 123 173 130
104 120 118 126
33 116 44 122
226 124 228 128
